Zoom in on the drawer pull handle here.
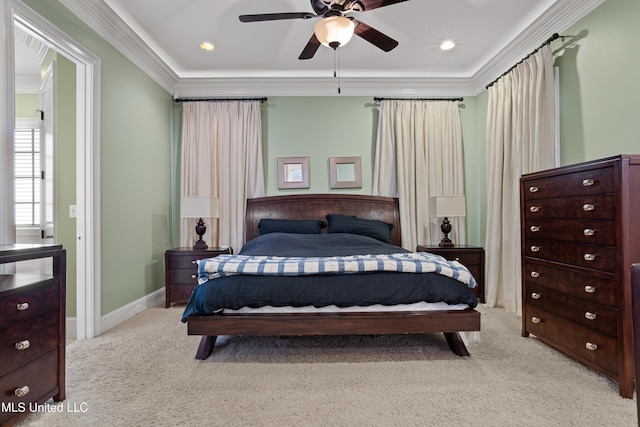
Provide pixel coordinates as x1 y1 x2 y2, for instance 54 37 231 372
531 317 541 324
585 312 597 321
14 386 30 397
192 260 197 264
15 340 31 351
584 253 596 261
582 179 595 187
584 285 596 294
529 186 539 193
531 292 541 300
191 274 197 279
585 342 598 351
530 271 540 278
583 228 595 236
530 226 540 232
531 246 540 252
583 203 595 211
16 302 29 311
529 206 540 213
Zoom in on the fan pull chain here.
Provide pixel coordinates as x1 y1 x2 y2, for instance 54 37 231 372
333 47 341 94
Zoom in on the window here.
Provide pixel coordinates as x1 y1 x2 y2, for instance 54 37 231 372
14 122 41 226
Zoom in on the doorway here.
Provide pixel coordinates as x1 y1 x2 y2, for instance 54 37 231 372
6 0 101 339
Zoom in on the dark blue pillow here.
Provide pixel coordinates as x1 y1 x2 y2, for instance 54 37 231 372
326 214 393 243
258 219 326 235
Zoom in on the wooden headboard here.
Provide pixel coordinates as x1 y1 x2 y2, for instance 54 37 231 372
245 194 402 246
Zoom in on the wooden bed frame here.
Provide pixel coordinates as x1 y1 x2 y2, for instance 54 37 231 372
187 194 481 359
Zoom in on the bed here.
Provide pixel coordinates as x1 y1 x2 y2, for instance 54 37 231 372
183 194 481 360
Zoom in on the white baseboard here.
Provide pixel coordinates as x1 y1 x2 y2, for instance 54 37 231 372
66 288 166 339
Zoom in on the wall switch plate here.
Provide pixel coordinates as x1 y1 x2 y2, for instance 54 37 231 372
69 205 77 218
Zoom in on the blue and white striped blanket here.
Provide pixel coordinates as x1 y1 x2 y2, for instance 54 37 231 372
197 252 478 289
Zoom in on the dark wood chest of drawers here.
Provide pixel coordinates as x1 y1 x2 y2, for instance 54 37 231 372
520 155 640 398
165 247 232 307
416 245 484 303
0 244 66 426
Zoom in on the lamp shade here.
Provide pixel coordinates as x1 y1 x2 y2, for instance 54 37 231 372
428 196 466 218
314 16 355 48
180 196 220 219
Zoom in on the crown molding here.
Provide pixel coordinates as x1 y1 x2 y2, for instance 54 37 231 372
173 76 481 98
57 0 177 93
60 0 604 98
15 73 41 93
475 0 605 88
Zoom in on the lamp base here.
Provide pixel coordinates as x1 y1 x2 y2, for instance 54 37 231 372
439 217 455 247
193 218 209 250
438 238 455 248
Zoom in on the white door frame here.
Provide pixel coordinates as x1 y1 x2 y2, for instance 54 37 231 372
4 0 101 339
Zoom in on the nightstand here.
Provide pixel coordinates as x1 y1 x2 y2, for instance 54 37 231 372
164 247 232 307
416 244 485 303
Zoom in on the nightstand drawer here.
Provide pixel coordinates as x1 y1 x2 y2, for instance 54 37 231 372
165 247 232 307
168 268 199 285
416 245 484 303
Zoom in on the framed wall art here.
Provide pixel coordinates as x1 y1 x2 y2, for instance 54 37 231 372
329 156 362 189
277 156 309 189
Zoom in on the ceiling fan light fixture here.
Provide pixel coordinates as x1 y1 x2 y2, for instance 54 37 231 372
314 16 355 48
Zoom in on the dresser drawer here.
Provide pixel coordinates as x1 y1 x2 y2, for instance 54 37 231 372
525 240 617 273
168 284 197 303
524 219 616 246
0 282 59 326
525 305 617 376
523 194 615 220
523 261 616 306
523 166 615 200
0 310 60 377
525 284 617 336
0 350 59 425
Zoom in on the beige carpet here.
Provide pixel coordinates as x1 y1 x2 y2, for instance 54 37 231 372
17 305 636 427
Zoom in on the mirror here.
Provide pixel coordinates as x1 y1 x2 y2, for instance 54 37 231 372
277 157 309 189
329 156 362 189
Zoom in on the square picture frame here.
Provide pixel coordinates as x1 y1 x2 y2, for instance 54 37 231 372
277 156 310 189
329 156 362 189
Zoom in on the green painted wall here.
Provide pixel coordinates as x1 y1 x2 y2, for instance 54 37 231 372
553 0 640 165
15 93 38 118
264 97 376 195
24 0 174 316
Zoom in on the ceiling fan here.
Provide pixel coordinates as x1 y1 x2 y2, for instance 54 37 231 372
239 0 409 60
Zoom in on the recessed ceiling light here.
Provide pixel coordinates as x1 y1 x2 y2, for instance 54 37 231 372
440 40 455 51
200 42 215 51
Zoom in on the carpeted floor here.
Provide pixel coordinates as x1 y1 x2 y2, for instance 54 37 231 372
17 305 636 427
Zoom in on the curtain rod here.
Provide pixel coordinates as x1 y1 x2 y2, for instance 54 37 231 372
486 33 561 89
374 97 463 102
174 97 268 103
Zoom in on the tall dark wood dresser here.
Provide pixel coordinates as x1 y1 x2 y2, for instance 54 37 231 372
520 154 640 398
0 244 66 425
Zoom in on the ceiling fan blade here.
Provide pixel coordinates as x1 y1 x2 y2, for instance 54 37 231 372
239 12 317 23
353 20 399 52
356 0 410 12
299 34 322 60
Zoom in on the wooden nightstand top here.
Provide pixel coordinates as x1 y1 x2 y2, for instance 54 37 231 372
166 247 232 255
416 244 483 251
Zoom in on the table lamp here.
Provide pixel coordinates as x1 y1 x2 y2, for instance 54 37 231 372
429 195 466 247
180 196 220 249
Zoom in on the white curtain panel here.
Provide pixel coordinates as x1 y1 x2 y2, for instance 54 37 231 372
180 101 265 252
373 100 466 251
485 46 556 315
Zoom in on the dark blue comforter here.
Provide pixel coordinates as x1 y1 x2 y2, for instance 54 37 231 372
181 233 478 322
